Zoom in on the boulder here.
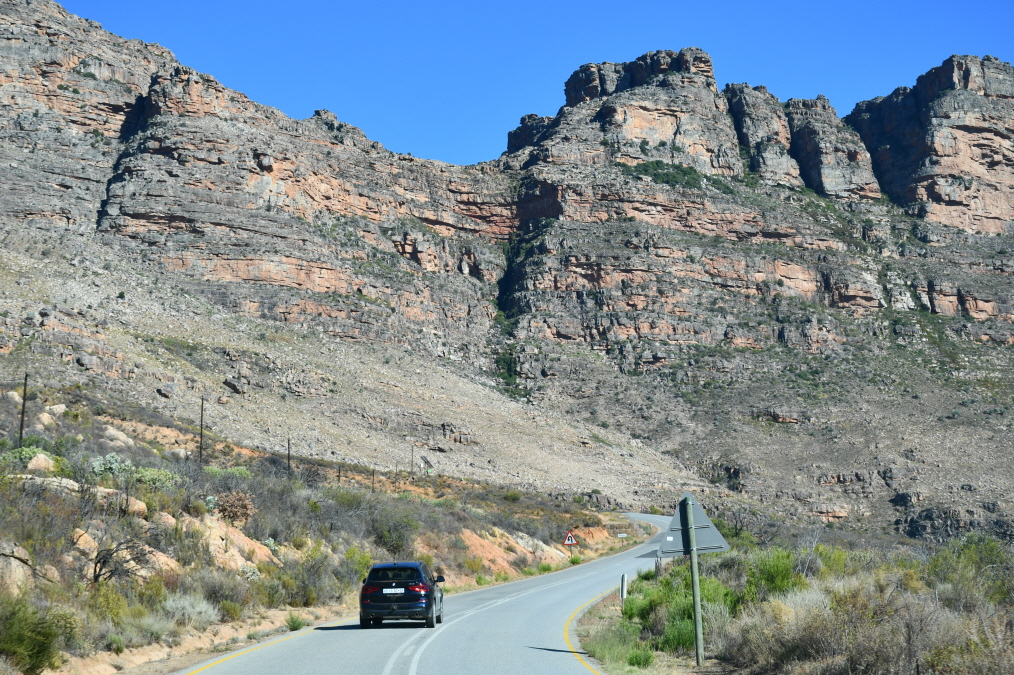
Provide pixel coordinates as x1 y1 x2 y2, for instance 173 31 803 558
45 404 66 416
150 511 177 529
103 425 135 448
3 391 22 405
26 454 55 472
36 413 55 427
72 529 98 557
0 542 32 594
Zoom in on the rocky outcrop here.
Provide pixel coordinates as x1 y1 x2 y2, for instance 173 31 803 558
847 54 1014 233
725 84 802 186
785 96 881 199
0 542 33 594
508 47 741 177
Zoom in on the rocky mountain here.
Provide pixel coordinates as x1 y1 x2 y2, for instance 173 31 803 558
3 0 1014 541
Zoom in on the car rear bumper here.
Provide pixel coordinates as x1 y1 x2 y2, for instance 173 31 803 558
361 600 430 620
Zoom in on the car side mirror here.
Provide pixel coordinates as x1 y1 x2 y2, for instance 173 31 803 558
435 575 445 583
362 578 367 585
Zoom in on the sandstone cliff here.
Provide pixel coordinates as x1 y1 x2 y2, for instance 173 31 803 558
3 0 1014 542
847 54 1014 233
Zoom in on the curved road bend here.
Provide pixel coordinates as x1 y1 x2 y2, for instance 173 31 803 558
175 514 671 675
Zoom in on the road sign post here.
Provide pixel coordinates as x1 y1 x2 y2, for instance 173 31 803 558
620 573 627 611
685 495 705 667
562 531 579 547
654 491 729 668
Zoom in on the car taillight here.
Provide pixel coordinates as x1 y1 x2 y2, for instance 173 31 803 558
361 586 380 594
407 583 429 594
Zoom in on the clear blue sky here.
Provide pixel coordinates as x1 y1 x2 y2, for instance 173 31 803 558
62 0 1013 166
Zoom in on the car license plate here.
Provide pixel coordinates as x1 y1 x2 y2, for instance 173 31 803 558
383 588 404 594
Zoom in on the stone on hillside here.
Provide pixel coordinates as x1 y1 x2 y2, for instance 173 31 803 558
72 529 98 558
151 511 177 529
104 425 135 448
156 385 176 399
0 542 32 595
36 413 55 427
45 404 67 416
3 391 22 405
224 377 247 395
26 453 55 472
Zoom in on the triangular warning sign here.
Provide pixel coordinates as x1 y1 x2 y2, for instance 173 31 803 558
656 491 729 558
563 531 578 546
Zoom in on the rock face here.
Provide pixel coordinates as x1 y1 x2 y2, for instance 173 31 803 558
847 54 1014 233
725 84 802 186
785 96 881 199
6 0 1014 543
521 47 742 177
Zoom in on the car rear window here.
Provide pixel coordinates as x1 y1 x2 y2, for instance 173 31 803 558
367 567 422 582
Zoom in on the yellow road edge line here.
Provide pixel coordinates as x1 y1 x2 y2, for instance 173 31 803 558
563 586 617 675
183 615 356 675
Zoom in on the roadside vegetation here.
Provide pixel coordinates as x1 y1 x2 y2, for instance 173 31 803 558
0 388 612 673
581 522 1014 674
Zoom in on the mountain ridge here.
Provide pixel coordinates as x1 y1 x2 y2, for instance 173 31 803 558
3 0 1014 541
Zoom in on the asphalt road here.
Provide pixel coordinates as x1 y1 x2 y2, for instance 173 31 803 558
175 514 672 675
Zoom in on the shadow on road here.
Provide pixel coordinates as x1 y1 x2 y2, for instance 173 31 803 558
315 622 428 632
527 646 586 655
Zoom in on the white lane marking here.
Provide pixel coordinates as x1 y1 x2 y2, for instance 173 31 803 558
406 572 596 675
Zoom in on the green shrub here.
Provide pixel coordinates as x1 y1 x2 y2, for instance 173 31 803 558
621 160 703 190
0 594 61 675
219 601 242 622
162 593 218 630
368 503 419 555
584 620 639 665
463 557 484 574
744 548 807 602
285 613 306 631
475 575 489 586
569 555 582 565
494 571 510 583
537 562 553 573
626 648 654 667
89 582 127 626
135 468 180 491
657 618 695 652
107 634 125 655
341 546 373 584
503 491 521 502
91 453 134 478
0 447 45 468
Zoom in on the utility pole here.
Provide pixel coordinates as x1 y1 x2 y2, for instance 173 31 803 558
287 437 291 476
411 447 414 477
337 465 341 486
685 494 704 667
198 397 204 465
372 469 375 492
17 373 27 449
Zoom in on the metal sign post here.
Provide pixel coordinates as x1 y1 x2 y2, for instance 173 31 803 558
654 491 730 668
685 495 704 667
17 373 27 449
620 573 628 611
198 397 205 465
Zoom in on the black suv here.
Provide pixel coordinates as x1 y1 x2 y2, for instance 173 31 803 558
359 561 444 628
